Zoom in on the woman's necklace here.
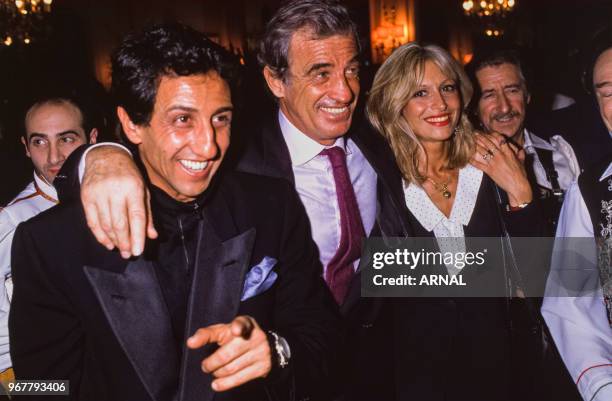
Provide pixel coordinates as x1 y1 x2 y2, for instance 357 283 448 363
426 176 452 199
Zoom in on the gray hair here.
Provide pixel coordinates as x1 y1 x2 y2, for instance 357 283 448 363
258 0 360 81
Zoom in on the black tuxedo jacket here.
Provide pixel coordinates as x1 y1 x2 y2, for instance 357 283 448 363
235 110 413 401
9 170 342 401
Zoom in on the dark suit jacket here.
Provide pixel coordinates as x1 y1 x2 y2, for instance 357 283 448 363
394 175 536 401
9 170 342 401
236 111 414 291
235 110 413 401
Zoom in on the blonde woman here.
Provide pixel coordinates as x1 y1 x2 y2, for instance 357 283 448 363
367 42 544 401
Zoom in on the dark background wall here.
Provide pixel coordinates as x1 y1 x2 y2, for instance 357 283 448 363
1 0 611 204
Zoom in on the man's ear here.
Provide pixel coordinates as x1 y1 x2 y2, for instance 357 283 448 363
20 136 31 158
263 66 286 99
117 107 142 145
526 92 531 105
88 128 99 144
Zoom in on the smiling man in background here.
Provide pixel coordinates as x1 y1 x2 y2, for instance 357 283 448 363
0 93 98 393
468 49 580 234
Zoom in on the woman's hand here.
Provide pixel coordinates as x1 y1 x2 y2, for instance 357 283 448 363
470 131 532 207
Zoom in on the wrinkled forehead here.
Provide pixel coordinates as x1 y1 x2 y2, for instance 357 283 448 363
476 62 524 87
287 29 358 66
298 26 357 43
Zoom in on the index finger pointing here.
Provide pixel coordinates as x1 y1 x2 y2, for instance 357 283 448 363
187 324 228 349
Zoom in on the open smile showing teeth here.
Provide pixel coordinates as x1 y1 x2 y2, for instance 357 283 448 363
321 106 348 115
425 115 449 123
179 160 209 171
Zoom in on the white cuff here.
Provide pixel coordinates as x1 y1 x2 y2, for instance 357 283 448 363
78 142 132 184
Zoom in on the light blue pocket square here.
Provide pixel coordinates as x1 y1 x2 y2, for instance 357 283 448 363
241 256 278 301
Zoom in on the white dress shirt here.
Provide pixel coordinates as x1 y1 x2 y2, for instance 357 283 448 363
523 129 581 190
542 162 612 401
0 172 58 371
278 110 377 274
404 164 483 274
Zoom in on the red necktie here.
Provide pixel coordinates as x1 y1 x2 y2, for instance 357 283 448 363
320 146 366 305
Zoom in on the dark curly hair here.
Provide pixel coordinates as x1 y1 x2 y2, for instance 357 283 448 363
111 23 240 126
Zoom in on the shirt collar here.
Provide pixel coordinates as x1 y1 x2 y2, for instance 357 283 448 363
34 171 58 201
600 162 612 181
450 165 483 225
404 165 482 232
278 109 346 166
523 129 554 151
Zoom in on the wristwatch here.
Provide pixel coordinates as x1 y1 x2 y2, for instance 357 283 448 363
268 331 291 368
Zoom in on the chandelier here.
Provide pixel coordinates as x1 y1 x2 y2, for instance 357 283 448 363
372 5 408 62
462 0 516 36
0 0 53 46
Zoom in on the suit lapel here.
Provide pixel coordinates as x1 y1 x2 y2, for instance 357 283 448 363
350 122 413 237
178 195 257 401
84 259 179 401
236 109 294 183
341 270 385 327
262 114 294 182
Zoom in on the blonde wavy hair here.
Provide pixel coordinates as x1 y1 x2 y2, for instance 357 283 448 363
366 42 475 185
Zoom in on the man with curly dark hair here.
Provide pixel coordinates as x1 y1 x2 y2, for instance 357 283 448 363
8 23 341 401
